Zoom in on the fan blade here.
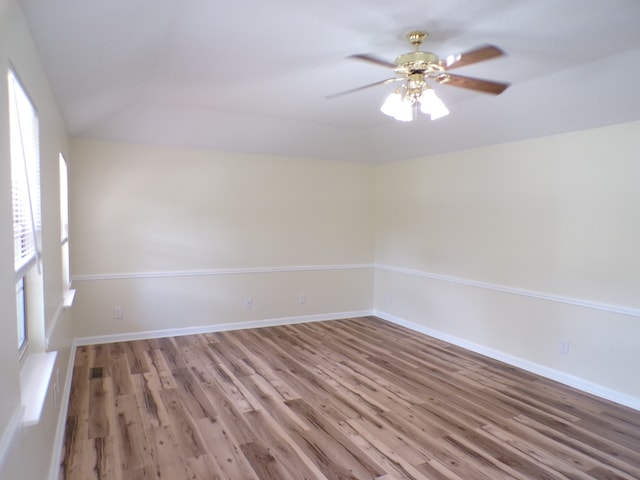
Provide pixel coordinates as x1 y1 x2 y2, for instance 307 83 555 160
443 45 505 70
348 54 397 69
325 77 403 100
436 73 510 95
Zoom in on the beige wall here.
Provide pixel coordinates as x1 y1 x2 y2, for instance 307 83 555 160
374 121 640 400
70 140 375 273
375 123 640 305
70 123 640 404
2 0 639 475
0 1 72 479
69 139 375 337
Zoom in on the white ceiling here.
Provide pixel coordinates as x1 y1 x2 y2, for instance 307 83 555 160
18 0 640 163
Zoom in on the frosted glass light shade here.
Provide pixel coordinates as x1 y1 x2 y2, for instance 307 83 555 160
381 84 448 122
381 90 413 121
419 88 449 120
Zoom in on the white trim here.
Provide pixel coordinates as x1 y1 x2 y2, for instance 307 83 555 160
48 344 76 480
63 289 76 308
376 264 640 318
45 301 63 350
20 351 57 426
375 310 640 412
73 264 375 282
0 406 24 467
45 290 75 349
73 310 373 346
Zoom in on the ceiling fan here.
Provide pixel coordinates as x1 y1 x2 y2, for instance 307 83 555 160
328 31 510 121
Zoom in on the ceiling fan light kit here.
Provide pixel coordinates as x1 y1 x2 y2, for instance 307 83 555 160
332 30 510 123
380 81 449 122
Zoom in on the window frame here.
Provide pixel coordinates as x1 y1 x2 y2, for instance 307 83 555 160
16 277 28 360
59 153 70 289
8 67 41 358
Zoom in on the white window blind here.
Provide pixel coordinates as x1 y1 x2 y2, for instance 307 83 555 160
8 69 41 278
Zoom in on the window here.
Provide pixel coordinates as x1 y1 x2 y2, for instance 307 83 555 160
8 68 41 358
59 153 70 288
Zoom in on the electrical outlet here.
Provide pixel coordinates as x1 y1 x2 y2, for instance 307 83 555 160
113 306 123 319
298 294 306 305
244 297 253 309
560 339 570 355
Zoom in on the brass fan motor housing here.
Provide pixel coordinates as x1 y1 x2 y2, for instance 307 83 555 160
394 31 444 76
394 51 443 75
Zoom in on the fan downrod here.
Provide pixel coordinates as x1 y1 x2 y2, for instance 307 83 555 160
407 31 427 49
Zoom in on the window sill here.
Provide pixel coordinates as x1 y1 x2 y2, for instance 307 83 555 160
20 351 57 426
45 289 76 350
63 288 76 308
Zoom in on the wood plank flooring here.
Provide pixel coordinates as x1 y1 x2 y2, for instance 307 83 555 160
60 316 640 479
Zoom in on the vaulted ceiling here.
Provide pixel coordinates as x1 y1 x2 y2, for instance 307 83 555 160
18 0 640 163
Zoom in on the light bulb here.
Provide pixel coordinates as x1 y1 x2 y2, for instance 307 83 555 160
419 88 449 120
429 97 449 120
393 100 414 121
419 89 438 114
380 90 403 117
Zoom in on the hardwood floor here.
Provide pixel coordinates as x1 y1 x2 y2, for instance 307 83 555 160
60 317 640 479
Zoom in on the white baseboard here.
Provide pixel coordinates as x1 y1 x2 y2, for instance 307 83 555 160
47 344 77 480
0 406 24 468
375 310 640 412
73 310 373 346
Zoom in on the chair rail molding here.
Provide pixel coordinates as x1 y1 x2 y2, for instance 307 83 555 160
376 264 640 318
